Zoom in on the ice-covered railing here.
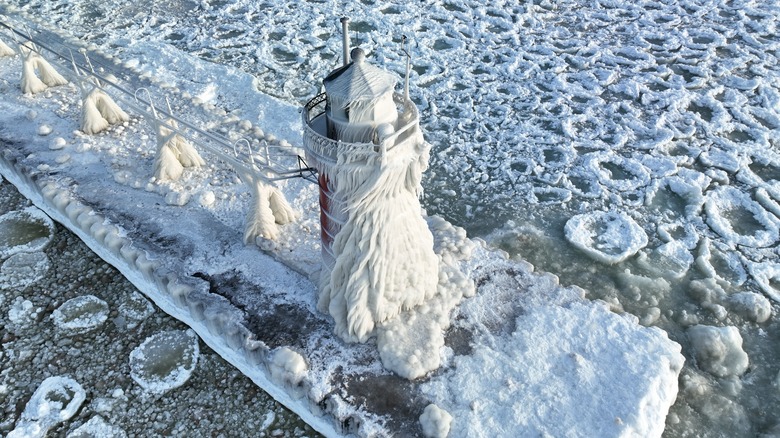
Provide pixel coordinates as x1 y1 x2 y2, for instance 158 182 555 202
0 19 315 241
302 91 420 175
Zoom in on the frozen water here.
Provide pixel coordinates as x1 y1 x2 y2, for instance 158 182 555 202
8 376 86 438
129 330 200 394
688 325 749 379
0 206 55 258
564 211 648 264
8 296 38 326
117 291 155 329
419 404 452 438
0 251 50 290
67 416 127 438
52 295 110 334
727 292 771 324
269 347 307 387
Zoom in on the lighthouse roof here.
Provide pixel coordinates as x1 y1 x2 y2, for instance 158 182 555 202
324 48 397 108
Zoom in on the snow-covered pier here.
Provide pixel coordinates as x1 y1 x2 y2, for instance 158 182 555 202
0 12 684 438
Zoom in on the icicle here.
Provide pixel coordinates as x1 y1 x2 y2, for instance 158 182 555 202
153 143 184 181
20 52 47 94
81 88 129 134
0 40 15 57
94 90 129 124
34 55 68 87
269 187 296 224
244 180 279 242
80 92 109 134
152 120 184 181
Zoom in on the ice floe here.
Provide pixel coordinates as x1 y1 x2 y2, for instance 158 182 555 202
52 295 110 334
0 251 50 290
748 261 780 303
0 206 55 258
419 404 452 438
129 330 200 394
8 376 86 438
67 416 127 438
564 211 648 264
727 292 772 324
705 186 779 248
117 291 155 329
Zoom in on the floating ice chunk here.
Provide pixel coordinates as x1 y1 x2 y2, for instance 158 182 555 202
0 206 56 258
705 186 779 247
49 137 67 150
37 124 53 136
8 376 86 438
67 415 127 438
586 153 651 192
694 238 747 286
748 261 780 303
700 148 743 173
688 325 749 378
8 297 38 326
637 241 694 280
269 347 307 387
52 295 109 334
564 211 648 264
657 222 699 249
419 404 452 438
727 292 771 323
0 252 50 290
129 330 199 394
118 291 155 329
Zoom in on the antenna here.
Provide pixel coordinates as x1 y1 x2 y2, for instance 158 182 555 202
340 17 350 66
402 35 411 103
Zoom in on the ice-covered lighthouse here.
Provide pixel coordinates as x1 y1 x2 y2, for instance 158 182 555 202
302 18 439 343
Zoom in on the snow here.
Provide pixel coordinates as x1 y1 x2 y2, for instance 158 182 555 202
564 211 648 264
66 416 127 438
419 404 452 438
0 251 50 290
129 330 200 395
688 325 749 379
8 376 87 438
269 347 308 388
52 295 110 333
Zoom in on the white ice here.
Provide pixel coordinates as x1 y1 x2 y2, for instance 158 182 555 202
129 329 200 394
564 211 648 264
688 325 749 378
52 295 110 333
8 376 86 438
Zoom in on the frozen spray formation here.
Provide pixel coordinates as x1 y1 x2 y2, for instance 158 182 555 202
303 24 441 350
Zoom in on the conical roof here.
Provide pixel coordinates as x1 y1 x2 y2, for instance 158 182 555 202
323 48 397 108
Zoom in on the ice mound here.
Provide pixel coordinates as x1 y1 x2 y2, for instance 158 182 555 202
129 329 200 394
688 325 749 378
52 295 110 334
419 404 452 438
269 347 307 387
0 251 50 290
0 206 55 258
705 186 779 248
8 376 86 438
727 292 771 323
67 415 127 438
564 211 648 264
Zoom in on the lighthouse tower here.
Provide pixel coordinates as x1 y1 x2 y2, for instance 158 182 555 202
302 18 439 343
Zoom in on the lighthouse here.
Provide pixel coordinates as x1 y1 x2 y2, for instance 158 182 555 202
302 18 439 343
